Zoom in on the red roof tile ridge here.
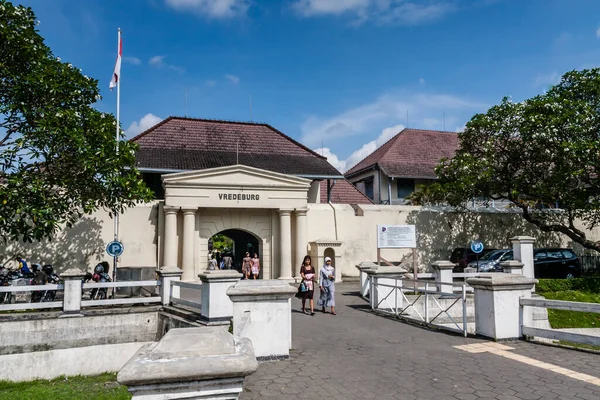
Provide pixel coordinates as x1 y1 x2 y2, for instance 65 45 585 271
402 127 458 134
345 128 405 176
128 115 329 161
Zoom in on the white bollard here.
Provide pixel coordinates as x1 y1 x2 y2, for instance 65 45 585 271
156 266 183 306
61 268 86 316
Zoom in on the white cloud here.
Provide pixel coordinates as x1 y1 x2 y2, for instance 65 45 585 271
419 77 426 85
149 55 185 73
300 91 484 147
206 79 217 87
126 114 163 137
123 56 141 65
224 74 240 84
314 124 405 173
292 0 456 25
165 0 250 18
533 71 560 88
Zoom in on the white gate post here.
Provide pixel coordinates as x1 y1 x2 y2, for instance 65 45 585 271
61 268 86 316
432 260 456 294
156 266 183 306
511 236 535 279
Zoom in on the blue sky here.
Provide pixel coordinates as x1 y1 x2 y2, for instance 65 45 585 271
17 0 600 172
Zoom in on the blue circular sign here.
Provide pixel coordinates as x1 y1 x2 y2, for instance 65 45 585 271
470 240 484 254
106 241 124 257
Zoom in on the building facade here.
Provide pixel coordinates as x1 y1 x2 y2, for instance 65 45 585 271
345 128 459 204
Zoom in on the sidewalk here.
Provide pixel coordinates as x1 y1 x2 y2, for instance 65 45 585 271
241 283 600 400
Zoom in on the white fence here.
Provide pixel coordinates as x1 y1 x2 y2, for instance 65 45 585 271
0 280 161 313
520 297 600 347
369 275 470 337
170 280 202 310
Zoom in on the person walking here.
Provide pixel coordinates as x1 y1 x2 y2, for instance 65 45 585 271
297 255 316 315
208 254 218 270
318 256 336 315
242 252 252 279
223 253 233 270
250 253 260 279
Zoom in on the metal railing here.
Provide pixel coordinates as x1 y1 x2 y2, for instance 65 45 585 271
520 297 600 346
81 281 161 307
0 283 63 311
370 276 469 337
170 280 202 310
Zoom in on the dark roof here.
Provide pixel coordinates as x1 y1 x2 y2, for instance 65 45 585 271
319 179 373 205
345 128 459 179
131 117 342 177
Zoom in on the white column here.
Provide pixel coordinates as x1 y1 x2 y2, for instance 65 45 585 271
294 209 308 278
181 209 196 281
279 209 293 280
163 206 179 267
432 260 456 294
511 236 535 279
61 268 86 316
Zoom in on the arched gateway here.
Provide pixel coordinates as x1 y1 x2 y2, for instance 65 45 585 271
160 164 311 281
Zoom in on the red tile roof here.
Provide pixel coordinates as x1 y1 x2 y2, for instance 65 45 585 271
345 128 459 179
131 117 342 177
319 179 373 204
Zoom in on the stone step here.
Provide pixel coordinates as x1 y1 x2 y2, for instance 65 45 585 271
162 305 202 322
342 275 360 283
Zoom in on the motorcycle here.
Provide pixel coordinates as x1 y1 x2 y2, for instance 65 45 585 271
86 263 112 300
0 268 11 304
31 265 60 303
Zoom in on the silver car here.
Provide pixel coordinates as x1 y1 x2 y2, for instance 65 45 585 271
467 249 513 272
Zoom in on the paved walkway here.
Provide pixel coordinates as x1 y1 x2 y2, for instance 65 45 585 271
241 283 600 400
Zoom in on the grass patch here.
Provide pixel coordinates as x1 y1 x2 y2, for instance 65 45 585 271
541 290 600 329
0 373 130 400
557 341 600 352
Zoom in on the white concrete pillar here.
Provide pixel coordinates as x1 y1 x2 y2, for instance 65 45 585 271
467 274 537 340
181 209 197 281
432 260 456 294
156 266 183 306
278 209 293 280
227 280 297 359
501 260 524 275
511 236 535 279
294 209 308 278
199 270 242 325
61 268 86 316
163 206 179 267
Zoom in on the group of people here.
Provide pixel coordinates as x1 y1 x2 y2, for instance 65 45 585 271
242 252 260 279
295 255 336 315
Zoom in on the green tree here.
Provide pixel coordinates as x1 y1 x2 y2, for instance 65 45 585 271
434 68 600 251
210 234 233 252
0 1 152 243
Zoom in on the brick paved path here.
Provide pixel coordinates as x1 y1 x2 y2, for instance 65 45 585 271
241 283 600 400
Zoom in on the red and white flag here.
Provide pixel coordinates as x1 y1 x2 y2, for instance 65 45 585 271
109 33 122 90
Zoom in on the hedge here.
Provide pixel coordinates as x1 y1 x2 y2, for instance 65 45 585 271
536 278 600 293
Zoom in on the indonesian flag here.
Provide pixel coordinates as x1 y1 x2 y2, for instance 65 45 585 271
109 34 122 90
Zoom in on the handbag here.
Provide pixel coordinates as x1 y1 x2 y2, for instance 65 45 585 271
300 281 308 292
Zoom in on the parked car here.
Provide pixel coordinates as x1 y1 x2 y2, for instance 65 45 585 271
450 247 497 272
534 248 581 279
466 249 513 272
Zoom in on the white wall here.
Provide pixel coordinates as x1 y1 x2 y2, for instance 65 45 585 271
0 201 160 273
0 342 151 382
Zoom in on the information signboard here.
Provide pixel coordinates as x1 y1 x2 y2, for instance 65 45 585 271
377 225 416 249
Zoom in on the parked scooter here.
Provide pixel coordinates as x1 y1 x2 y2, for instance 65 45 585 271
87 262 112 300
31 264 60 303
0 268 11 304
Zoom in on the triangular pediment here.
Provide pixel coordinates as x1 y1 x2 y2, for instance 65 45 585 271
162 164 312 190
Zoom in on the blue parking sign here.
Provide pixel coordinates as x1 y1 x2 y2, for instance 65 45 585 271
470 240 484 254
106 241 124 257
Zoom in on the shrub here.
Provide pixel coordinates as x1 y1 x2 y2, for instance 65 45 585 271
537 278 600 293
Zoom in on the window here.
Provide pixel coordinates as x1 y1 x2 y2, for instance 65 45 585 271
364 179 374 200
547 250 564 260
534 251 547 260
396 179 415 199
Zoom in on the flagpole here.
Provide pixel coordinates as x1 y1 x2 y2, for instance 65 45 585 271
113 27 121 287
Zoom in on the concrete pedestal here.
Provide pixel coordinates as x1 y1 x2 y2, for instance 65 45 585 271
198 270 242 325
157 266 183 306
467 274 537 340
61 268 86 316
500 260 524 275
227 280 296 359
511 236 535 279
355 262 378 299
365 266 408 310
432 260 456 294
118 327 258 400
